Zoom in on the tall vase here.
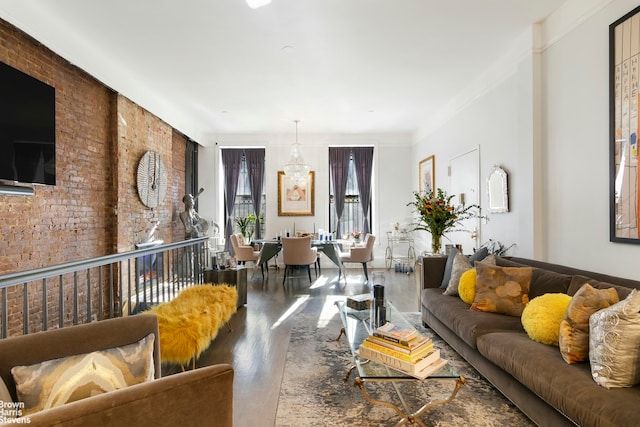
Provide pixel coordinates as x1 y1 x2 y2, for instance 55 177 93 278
431 234 442 254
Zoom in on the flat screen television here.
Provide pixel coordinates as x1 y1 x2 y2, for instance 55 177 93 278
0 61 56 186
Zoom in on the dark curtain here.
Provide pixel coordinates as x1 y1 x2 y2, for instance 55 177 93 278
329 147 352 238
185 139 198 207
244 148 265 240
221 148 244 253
352 147 374 235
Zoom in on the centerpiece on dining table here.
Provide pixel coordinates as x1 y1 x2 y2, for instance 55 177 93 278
408 187 483 254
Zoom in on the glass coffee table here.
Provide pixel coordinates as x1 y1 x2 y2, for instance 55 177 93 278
335 300 465 426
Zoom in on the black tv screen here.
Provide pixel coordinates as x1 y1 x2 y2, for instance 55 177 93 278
0 61 55 185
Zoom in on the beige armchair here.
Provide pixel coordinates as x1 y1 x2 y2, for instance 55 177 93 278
281 235 318 284
230 233 263 277
339 234 376 282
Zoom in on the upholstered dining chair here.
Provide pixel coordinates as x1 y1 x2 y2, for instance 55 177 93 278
230 233 264 277
339 234 376 282
281 235 317 284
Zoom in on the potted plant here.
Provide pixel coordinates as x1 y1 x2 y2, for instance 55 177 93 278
408 188 482 254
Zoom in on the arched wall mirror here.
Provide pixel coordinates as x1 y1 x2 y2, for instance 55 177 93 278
487 165 509 213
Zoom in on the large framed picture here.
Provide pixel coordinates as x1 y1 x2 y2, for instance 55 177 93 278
610 6 640 244
278 171 315 216
419 155 435 193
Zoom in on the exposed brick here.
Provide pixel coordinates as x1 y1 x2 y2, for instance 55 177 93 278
0 19 189 336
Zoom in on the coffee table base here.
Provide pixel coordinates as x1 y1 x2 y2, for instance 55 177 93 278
352 376 466 427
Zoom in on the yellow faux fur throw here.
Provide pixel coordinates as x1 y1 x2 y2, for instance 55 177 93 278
149 284 238 367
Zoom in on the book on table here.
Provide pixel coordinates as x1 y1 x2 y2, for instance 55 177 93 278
362 338 434 362
358 345 446 380
373 322 418 345
369 332 431 353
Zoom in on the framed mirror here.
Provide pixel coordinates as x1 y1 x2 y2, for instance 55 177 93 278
487 165 509 213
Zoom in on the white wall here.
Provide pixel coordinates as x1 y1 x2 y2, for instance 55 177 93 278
542 0 640 278
197 132 413 268
412 0 640 280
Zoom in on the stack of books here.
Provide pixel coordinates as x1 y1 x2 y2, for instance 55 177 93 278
358 321 447 380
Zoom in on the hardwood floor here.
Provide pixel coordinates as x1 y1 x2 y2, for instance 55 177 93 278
182 266 420 426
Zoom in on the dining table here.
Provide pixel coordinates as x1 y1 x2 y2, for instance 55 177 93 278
254 239 347 281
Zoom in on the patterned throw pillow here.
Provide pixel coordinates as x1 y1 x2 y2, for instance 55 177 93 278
589 289 640 388
471 264 533 317
559 283 619 364
443 252 472 296
521 293 572 346
11 333 155 415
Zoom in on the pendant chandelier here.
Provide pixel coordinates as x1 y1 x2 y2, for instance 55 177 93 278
283 120 310 179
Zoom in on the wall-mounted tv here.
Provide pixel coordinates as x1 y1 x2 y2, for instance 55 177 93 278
0 61 56 186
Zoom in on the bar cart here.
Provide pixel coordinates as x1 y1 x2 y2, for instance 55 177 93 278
385 231 416 271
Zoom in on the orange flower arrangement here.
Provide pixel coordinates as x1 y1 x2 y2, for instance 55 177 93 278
408 188 482 253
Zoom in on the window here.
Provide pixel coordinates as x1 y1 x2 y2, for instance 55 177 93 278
231 156 265 236
221 148 266 242
329 148 373 237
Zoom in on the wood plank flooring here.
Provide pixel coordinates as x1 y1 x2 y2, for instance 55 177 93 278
182 266 420 426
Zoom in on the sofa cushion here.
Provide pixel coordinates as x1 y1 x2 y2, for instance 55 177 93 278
477 331 640 427
422 288 524 349
458 268 477 304
521 293 572 346
11 333 155 415
439 247 459 289
559 283 619 364
528 269 572 299
444 253 495 297
589 289 640 388
443 252 472 296
471 264 533 317
568 275 633 300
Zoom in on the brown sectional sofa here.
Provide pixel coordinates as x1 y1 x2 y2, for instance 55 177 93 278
0 314 233 426
421 255 640 427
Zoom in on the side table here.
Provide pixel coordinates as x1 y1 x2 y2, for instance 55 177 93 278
204 267 247 308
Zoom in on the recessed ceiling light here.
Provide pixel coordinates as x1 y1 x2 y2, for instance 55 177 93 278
246 0 271 9
282 45 295 54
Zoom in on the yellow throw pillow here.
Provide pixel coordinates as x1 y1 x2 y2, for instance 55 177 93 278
521 293 572 346
559 283 619 364
458 268 477 304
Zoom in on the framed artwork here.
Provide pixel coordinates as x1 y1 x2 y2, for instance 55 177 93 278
278 171 315 216
419 155 435 193
610 6 640 244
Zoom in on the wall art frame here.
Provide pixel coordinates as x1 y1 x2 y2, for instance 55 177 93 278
419 155 435 193
278 170 315 216
610 5 640 244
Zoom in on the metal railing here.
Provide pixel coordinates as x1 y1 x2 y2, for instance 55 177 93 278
0 237 212 339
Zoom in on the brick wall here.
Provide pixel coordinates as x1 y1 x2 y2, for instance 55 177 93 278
0 20 189 335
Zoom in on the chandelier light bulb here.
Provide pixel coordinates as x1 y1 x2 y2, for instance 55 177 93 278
283 120 310 179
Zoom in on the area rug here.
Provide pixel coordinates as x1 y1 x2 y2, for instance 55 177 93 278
275 304 535 426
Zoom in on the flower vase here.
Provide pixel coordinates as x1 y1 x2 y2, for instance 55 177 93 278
431 234 442 254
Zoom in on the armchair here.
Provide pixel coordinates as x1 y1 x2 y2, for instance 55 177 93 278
339 234 376 281
230 233 264 277
281 236 317 284
0 314 233 426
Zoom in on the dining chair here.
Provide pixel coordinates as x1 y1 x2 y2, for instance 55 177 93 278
230 233 264 277
339 234 376 282
281 235 317 284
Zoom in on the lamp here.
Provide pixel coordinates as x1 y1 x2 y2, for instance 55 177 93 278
283 120 310 179
246 0 271 9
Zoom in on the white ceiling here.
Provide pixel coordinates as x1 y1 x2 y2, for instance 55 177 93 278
0 0 568 140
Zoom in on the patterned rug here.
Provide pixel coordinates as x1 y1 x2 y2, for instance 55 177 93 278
275 303 535 426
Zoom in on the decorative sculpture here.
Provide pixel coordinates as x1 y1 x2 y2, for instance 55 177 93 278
179 188 210 239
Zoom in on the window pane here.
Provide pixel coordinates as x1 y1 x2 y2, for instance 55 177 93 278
329 153 371 237
228 156 266 238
